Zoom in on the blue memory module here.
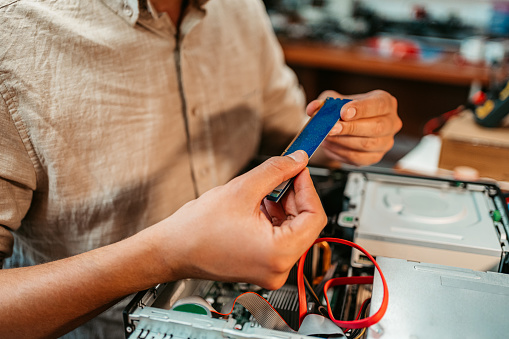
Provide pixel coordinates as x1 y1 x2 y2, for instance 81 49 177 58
266 97 352 202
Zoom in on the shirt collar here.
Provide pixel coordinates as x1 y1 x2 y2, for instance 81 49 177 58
100 0 209 26
101 0 141 26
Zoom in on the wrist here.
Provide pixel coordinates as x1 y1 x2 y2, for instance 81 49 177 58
135 216 189 284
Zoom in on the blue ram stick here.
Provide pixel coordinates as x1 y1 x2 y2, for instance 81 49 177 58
266 97 351 202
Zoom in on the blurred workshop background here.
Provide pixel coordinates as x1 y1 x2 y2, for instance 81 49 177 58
262 0 509 182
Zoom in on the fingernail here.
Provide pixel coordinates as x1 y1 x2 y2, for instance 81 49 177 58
342 107 356 120
287 150 308 163
330 123 343 134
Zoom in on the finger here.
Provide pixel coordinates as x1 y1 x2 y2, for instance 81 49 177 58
331 117 397 138
277 169 326 245
292 169 324 216
280 186 298 217
234 150 309 202
321 145 385 167
307 90 346 116
306 100 324 117
339 90 398 122
323 135 395 153
318 90 341 101
260 202 271 221
262 199 287 226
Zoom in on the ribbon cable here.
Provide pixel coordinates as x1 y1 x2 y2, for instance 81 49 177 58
297 237 389 329
211 292 344 337
210 238 388 332
211 292 294 332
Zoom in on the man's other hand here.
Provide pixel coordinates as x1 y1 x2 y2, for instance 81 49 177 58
307 90 402 166
151 151 327 290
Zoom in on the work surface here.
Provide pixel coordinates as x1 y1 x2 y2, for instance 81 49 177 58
281 42 493 86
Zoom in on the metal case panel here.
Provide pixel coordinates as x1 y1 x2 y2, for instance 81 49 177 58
369 257 509 338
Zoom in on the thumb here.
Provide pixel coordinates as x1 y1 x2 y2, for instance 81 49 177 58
236 151 309 201
306 100 323 117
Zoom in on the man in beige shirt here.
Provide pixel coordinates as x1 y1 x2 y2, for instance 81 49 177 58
0 0 400 337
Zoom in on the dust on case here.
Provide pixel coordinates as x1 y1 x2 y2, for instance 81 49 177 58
266 97 352 202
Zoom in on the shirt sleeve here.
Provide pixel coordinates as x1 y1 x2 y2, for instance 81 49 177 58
255 1 308 156
0 79 36 268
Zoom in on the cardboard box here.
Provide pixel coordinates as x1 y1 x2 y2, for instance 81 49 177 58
439 111 509 181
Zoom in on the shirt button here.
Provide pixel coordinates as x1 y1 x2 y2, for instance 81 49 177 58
123 5 133 17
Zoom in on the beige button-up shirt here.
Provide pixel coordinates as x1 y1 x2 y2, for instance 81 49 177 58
0 0 305 336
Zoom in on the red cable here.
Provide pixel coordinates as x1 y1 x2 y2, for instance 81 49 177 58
297 238 389 330
343 296 372 334
355 298 371 321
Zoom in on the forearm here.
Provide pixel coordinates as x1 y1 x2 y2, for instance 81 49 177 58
0 154 327 339
0 226 171 339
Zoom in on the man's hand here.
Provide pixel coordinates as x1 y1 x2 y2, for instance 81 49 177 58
0 152 326 337
307 90 402 166
150 150 327 290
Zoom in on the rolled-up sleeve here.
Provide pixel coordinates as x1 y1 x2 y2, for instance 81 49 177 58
255 1 307 155
0 79 36 267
